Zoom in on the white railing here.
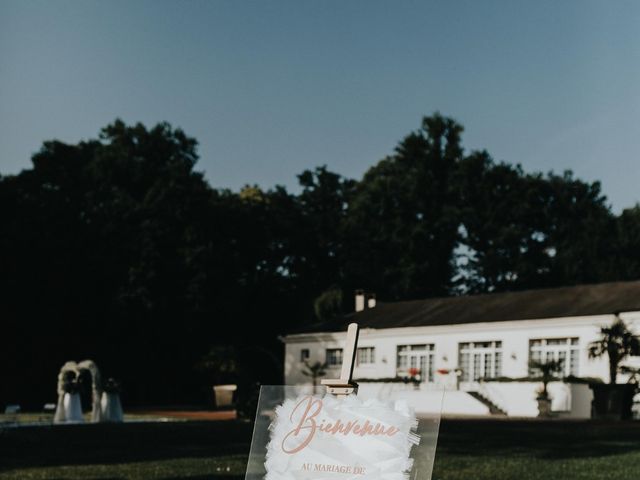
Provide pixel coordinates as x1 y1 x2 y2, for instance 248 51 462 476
477 381 509 414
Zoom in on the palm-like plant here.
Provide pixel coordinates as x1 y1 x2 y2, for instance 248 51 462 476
529 358 564 399
588 317 640 384
302 361 328 387
195 346 239 385
619 365 640 385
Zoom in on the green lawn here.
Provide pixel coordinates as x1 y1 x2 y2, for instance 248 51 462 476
0 457 245 480
431 419 640 480
1 419 639 479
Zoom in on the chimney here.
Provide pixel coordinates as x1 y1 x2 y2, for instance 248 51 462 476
355 290 365 312
367 293 377 309
355 290 377 312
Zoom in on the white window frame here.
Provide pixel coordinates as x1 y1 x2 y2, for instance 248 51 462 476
326 348 343 367
529 337 579 377
396 344 435 382
458 341 502 382
356 347 375 366
300 349 310 363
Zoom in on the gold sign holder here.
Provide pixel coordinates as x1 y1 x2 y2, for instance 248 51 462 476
322 323 359 397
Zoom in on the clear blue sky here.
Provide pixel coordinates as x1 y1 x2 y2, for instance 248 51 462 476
1 0 639 211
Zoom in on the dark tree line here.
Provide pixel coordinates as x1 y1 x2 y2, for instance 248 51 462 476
2 114 639 407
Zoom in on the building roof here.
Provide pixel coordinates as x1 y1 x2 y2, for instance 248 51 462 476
293 280 640 334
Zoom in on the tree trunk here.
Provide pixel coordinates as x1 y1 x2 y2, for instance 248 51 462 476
609 351 618 384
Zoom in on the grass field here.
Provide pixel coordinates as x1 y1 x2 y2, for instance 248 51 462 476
1 418 639 480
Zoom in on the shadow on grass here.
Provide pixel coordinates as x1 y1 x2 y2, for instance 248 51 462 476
42 477 244 480
2 418 640 473
0 420 252 471
36 476 243 480
161 477 243 480
435 419 640 460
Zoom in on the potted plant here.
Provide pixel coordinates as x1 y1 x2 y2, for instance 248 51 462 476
302 361 328 387
436 368 462 386
408 367 421 389
588 316 640 419
452 367 463 390
196 346 239 409
529 359 564 418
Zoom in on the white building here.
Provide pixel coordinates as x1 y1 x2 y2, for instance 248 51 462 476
283 281 640 418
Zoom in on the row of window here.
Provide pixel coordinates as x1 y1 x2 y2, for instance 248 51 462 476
300 337 580 382
300 347 375 366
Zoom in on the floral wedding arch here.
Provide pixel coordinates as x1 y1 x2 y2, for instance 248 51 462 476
53 359 104 423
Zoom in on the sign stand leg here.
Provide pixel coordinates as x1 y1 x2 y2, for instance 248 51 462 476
321 323 359 397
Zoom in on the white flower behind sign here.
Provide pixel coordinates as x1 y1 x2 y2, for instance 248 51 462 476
265 393 420 480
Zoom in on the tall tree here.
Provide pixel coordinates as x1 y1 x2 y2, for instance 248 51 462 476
456 153 615 293
0 120 294 406
455 151 549 292
294 166 355 298
344 113 463 300
589 317 640 384
541 172 615 286
605 205 640 280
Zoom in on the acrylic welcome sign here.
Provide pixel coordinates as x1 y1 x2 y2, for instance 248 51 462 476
245 385 443 480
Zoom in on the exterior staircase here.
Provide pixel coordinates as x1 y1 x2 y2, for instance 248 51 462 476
468 391 508 415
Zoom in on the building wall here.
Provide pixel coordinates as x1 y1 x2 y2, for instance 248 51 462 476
479 381 593 418
284 312 640 388
357 383 491 416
